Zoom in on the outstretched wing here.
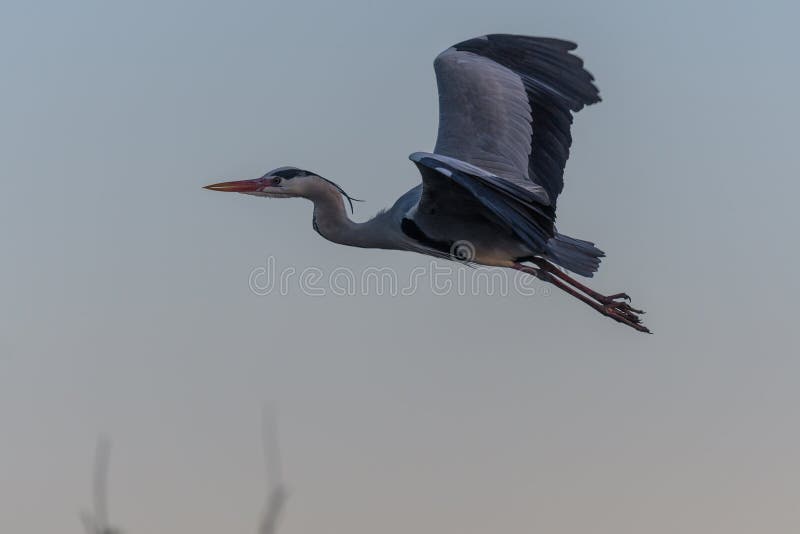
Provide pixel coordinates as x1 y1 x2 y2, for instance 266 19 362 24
409 152 555 255
432 34 600 205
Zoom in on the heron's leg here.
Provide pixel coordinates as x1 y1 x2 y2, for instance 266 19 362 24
531 258 640 309
512 263 650 333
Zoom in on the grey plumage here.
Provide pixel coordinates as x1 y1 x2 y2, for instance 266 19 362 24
205 33 650 332
434 35 601 206
398 35 606 275
546 233 605 276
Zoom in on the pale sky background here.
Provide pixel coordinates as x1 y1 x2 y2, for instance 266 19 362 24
2 1 799 533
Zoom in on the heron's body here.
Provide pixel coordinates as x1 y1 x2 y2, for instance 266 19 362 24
310 182 530 267
206 34 650 332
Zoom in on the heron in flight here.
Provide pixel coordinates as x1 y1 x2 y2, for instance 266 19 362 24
205 34 649 332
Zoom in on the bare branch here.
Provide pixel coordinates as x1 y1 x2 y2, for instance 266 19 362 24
81 437 121 534
258 405 288 534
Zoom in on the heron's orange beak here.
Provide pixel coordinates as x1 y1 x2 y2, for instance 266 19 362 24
203 179 269 192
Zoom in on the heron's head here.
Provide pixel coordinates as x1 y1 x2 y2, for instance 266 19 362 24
204 167 360 211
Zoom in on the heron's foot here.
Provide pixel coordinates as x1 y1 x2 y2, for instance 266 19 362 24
512 262 652 333
601 300 650 333
597 293 644 314
600 292 630 302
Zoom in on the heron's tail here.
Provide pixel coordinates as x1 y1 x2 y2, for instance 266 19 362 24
545 233 605 277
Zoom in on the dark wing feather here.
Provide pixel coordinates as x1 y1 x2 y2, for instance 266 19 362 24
434 34 600 205
410 152 555 254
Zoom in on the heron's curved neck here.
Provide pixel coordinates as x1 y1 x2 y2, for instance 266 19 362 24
310 188 388 249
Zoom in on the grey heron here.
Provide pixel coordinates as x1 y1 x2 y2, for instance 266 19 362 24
205 34 649 332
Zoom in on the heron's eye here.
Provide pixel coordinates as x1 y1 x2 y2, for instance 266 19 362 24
271 177 282 185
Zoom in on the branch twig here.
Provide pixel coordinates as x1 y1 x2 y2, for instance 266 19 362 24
81 437 121 534
258 405 288 534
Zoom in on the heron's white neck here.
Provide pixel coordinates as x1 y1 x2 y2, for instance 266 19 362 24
309 187 393 250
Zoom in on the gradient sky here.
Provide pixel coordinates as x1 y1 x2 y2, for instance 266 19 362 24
2 1 799 533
